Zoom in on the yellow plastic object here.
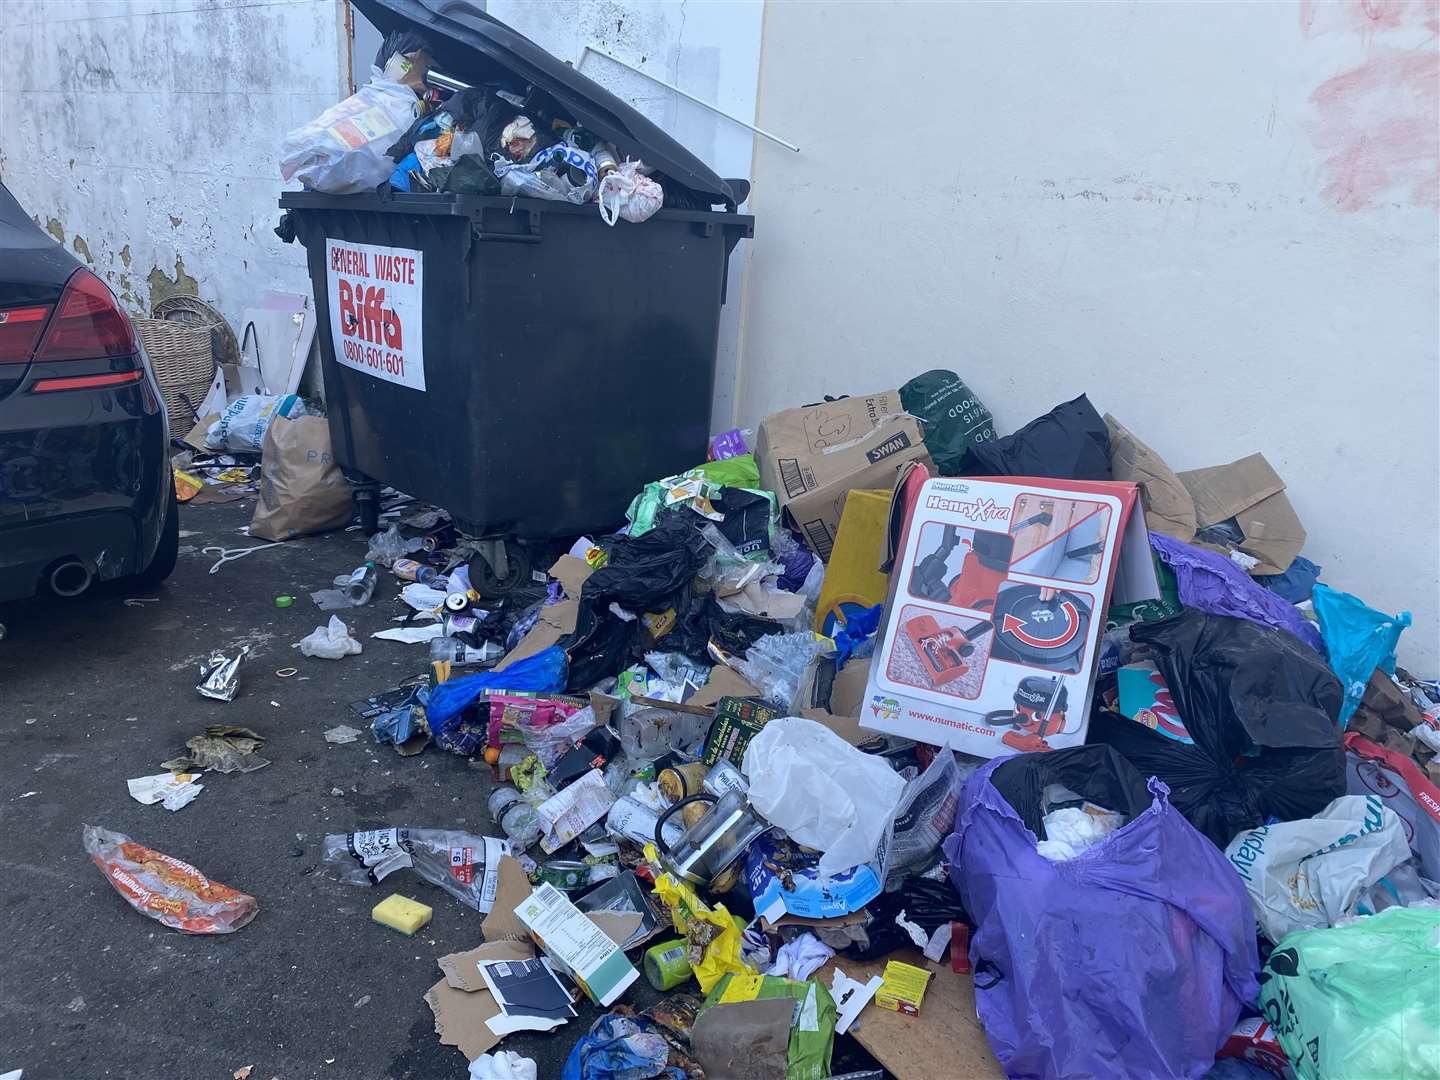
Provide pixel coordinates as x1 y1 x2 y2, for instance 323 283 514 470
813 489 891 633
173 469 204 503
372 894 432 936
649 854 753 993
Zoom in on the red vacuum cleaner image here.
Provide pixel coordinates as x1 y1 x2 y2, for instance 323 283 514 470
903 613 996 686
909 523 1027 611
983 675 1072 752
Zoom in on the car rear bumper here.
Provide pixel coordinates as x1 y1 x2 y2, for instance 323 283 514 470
0 370 169 603
0 509 146 601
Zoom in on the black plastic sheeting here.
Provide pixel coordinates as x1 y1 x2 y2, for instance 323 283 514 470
559 511 711 691
1091 609 1346 848
352 0 739 208
991 744 1152 839
958 394 1112 481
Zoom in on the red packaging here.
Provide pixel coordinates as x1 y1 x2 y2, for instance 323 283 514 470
84 824 257 934
1218 1017 1296 1079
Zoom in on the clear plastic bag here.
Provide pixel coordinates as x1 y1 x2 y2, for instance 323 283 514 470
494 145 598 204
280 70 421 195
366 523 422 567
84 824 258 934
322 827 510 912
734 631 829 711
516 704 599 769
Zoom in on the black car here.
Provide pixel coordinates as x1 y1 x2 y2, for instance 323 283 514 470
0 181 177 613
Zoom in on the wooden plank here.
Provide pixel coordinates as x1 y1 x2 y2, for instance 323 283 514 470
817 948 1004 1080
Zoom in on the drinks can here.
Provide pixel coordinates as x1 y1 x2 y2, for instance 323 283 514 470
643 939 692 990
703 760 748 797
592 145 618 178
657 762 709 804
538 859 588 891
606 796 684 849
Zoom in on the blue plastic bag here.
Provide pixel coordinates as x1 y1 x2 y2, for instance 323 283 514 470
943 750 1259 1080
372 685 427 747
1255 555 1321 604
425 646 567 736
560 1013 681 1080
1312 584 1410 726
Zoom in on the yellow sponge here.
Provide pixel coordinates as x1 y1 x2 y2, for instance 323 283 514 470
372 894 432 935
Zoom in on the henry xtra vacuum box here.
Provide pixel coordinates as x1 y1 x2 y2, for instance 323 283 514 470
861 475 1155 758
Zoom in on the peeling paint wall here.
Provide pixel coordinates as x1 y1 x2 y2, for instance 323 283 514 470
0 0 347 324
741 0 1439 667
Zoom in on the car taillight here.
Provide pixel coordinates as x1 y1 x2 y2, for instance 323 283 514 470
0 303 52 364
33 268 137 362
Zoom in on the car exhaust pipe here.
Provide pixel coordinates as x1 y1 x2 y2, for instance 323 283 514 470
49 559 94 598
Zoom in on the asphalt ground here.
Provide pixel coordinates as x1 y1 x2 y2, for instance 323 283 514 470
0 498 887 1080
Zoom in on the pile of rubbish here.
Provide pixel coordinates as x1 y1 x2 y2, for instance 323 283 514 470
279 28 695 224
103 353 1438 1080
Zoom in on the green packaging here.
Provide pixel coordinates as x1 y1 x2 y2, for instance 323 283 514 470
701 697 779 767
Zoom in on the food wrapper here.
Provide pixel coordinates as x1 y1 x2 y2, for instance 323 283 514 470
648 845 753 993
196 645 248 702
83 824 257 934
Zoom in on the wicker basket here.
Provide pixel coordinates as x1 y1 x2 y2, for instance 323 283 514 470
134 318 216 432
152 294 241 369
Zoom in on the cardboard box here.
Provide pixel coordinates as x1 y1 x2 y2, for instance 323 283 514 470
755 391 932 560
862 476 1158 759
813 488 893 634
514 883 639 1007
1177 452 1305 576
701 697 779 767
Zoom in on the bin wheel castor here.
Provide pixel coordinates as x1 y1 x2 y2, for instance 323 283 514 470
350 479 381 536
469 539 532 599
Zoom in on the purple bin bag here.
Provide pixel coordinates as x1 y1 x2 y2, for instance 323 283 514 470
1150 532 1323 653
943 752 1259 1080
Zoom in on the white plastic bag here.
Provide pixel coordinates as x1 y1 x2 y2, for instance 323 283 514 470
206 393 307 453
469 1051 537 1080
279 69 420 195
743 716 906 875
598 161 664 225
298 615 362 660
1224 794 1414 943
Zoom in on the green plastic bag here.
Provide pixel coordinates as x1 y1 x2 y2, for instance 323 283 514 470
899 369 995 475
703 972 836 1080
697 453 760 489
1258 906 1440 1080
626 454 767 538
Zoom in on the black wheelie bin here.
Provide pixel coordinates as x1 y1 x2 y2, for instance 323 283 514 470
277 0 754 590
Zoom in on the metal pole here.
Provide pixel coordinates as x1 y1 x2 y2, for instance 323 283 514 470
578 45 799 153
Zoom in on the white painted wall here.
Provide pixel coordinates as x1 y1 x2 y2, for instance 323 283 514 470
739 0 1440 667
0 0 347 326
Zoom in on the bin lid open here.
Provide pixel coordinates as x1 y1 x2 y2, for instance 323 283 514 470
354 0 739 209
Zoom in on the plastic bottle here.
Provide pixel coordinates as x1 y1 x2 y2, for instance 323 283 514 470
429 637 502 665
345 561 378 605
392 558 438 584
487 787 543 850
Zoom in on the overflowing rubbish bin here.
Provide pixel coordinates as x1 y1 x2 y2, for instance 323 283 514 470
279 191 752 537
277 0 754 586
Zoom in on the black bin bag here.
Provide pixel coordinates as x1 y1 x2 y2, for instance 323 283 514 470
958 393 1111 481
1091 609 1345 847
991 744 1152 838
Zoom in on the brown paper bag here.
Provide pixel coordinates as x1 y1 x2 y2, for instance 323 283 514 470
1104 414 1197 542
249 414 352 541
